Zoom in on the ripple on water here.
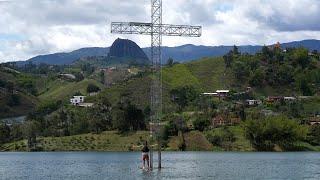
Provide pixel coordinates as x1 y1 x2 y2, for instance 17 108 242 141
0 152 319 180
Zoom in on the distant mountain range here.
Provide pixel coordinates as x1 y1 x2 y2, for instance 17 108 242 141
12 39 320 65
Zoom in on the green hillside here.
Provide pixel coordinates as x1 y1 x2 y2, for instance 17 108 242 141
1 46 319 152
0 68 39 118
0 92 38 119
38 78 104 101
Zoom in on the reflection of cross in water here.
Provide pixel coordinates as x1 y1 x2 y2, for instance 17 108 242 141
110 0 202 169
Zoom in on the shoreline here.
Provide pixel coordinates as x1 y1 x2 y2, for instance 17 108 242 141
1 130 319 152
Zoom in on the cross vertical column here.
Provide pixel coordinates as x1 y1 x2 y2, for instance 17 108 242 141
150 0 162 170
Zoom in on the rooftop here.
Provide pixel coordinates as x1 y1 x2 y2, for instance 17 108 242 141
216 90 230 93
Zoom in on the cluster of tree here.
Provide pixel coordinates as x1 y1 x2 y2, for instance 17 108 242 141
170 85 199 111
87 84 101 94
80 63 95 75
0 67 38 97
307 125 320 146
272 101 305 119
0 123 11 145
161 114 187 150
162 114 187 139
112 100 146 132
0 121 40 150
166 58 179 67
16 75 38 95
0 95 149 148
223 46 319 95
74 72 85 82
193 113 211 132
0 80 22 107
206 127 236 150
242 116 308 151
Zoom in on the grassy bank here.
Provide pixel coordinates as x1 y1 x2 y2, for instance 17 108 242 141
1 129 319 152
1 131 149 152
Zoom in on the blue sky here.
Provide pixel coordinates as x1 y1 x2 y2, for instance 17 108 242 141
0 0 320 62
0 33 25 41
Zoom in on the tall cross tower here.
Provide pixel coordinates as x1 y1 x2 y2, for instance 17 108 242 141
111 0 202 169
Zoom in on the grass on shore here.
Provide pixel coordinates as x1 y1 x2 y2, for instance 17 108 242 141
1 131 150 152
1 128 319 152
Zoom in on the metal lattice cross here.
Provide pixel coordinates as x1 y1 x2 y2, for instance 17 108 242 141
110 0 202 169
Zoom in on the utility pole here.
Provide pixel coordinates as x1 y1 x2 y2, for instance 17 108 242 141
111 0 202 169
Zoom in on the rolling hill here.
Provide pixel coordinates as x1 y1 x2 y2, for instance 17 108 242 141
24 47 109 65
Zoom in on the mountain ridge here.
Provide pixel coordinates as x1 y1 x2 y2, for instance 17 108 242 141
10 39 320 65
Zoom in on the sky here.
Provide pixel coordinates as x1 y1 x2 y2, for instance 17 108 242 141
0 0 320 62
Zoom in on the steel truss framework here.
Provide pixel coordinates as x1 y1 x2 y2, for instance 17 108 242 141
110 0 202 169
111 22 202 37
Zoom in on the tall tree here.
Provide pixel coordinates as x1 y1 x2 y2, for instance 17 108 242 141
167 58 174 67
0 123 11 145
87 84 101 94
293 48 310 69
233 45 240 55
23 121 40 150
223 51 233 68
170 86 198 111
112 101 146 132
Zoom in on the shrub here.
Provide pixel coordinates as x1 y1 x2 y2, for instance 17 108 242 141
193 117 210 132
307 125 320 146
242 116 308 151
206 127 236 149
87 84 101 94
7 94 21 107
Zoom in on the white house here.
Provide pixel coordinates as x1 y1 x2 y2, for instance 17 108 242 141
246 100 262 106
70 96 86 106
202 90 230 98
216 90 230 97
284 97 296 101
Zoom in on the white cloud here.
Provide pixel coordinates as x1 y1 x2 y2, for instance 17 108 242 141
0 0 320 62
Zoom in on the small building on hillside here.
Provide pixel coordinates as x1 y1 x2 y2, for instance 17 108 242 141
211 115 241 128
70 96 86 106
266 96 283 103
246 99 262 106
284 97 296 101
212 115 226 127
216 90 230 97
309 117 320 126
88 92 99 96
202 90 230 99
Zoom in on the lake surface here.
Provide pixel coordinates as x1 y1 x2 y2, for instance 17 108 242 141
0 152 319 180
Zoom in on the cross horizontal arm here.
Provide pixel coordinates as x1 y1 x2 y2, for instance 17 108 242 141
111 22 202 37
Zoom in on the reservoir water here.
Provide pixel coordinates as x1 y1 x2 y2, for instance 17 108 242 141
0 152 319 180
